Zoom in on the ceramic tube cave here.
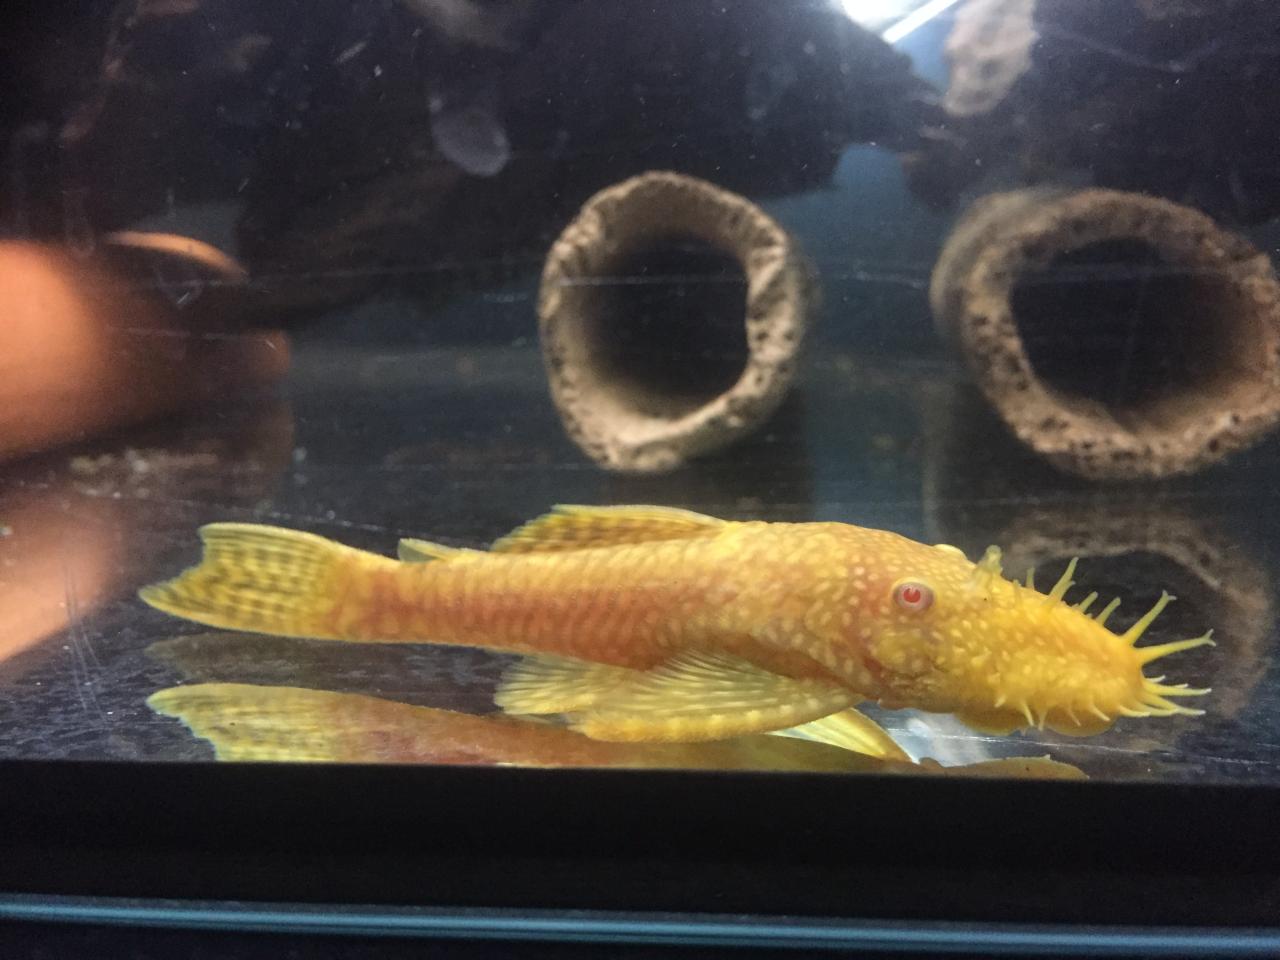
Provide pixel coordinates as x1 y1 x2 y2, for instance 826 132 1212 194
929 188 1280 479
538 171 812 473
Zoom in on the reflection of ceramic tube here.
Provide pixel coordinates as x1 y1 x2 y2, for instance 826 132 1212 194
539 171 812 473
930 189 1280 479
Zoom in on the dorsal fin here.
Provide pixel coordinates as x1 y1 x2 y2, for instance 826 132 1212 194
490 504 726 554
397 538 466 562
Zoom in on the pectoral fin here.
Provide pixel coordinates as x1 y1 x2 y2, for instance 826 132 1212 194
956 705 1113 738
954 706 1025 736
773 708 911 762
494 655 636 715
570 651 857 742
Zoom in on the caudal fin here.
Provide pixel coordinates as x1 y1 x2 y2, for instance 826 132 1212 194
139 523 380 639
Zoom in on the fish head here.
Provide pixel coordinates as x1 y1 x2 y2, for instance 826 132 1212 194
860 542 1213 735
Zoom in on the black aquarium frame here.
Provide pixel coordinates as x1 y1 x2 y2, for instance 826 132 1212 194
1 761 1279 932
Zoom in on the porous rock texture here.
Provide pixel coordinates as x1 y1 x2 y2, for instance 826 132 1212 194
539 172 812 473
930 188 1280 479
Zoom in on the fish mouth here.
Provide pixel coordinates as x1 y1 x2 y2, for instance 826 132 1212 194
1117 673 1212 718
954 552 1214 732
989 672 1212 733
1040 673 1212 730
991 556 1216 728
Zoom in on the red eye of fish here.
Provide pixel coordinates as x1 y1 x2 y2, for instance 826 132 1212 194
893 581 934 612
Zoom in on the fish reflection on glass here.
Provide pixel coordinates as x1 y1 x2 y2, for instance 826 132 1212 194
146 683 1084 779
140 505 1213 748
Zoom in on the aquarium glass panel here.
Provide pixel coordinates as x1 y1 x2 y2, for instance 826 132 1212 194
2 0 1279 786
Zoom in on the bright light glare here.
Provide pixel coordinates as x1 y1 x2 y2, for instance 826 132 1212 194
839 0 914 27
838 0 967 44
881 0 966 43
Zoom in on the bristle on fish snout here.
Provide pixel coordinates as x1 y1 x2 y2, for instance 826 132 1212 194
1117 592 1214 716
1022 561 1215 720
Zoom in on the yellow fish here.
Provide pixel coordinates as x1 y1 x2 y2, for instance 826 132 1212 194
140 505 1212 743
